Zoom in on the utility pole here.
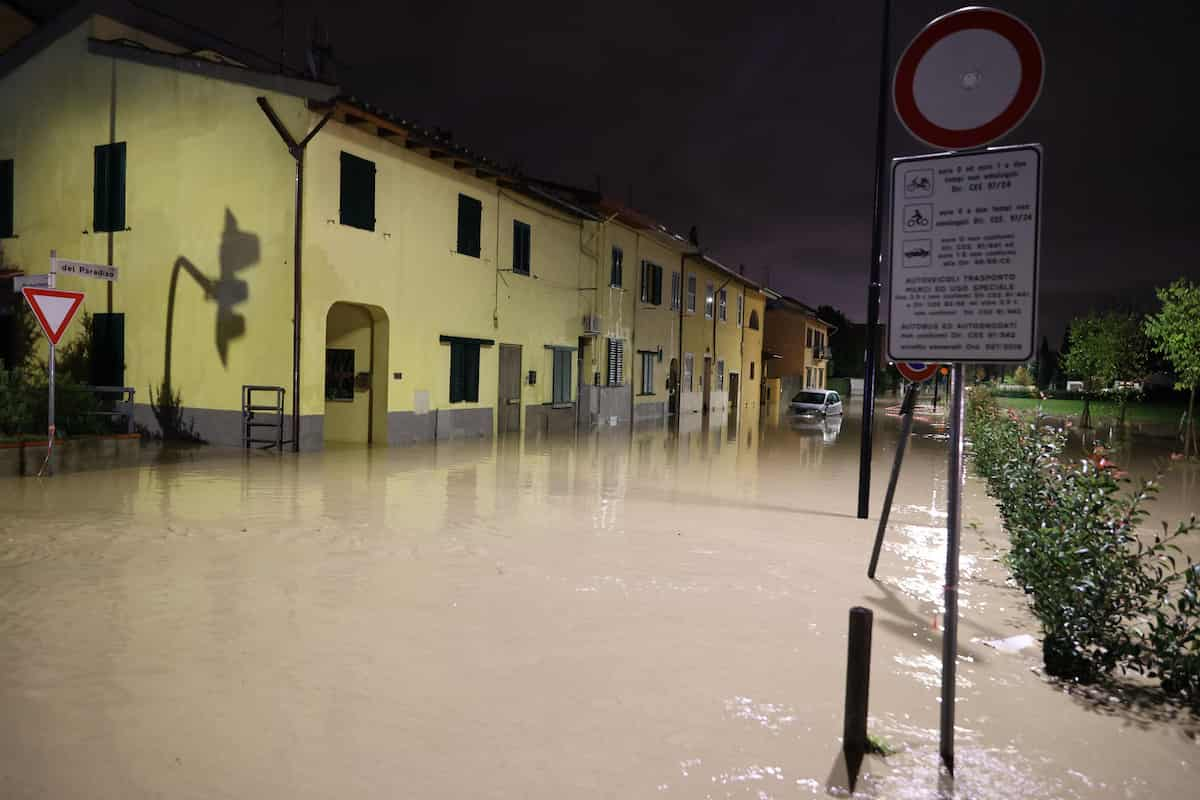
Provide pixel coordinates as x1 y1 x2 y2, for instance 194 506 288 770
857 0 893 519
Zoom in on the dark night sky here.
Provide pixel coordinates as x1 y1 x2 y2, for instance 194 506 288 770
25 0 1200 342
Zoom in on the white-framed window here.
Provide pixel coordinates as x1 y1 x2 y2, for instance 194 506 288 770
610 246 623 287
716 359 725 390
736 293 743 327
686 275 697 313
640 352 654 395
704 281 714 319
671 271 681 310
718 288 727 322
683 353 694 391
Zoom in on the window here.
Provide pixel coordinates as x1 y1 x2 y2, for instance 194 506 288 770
610 246 623 287
513 220 531 275
750 361 755 380
736 293 743 327
748 309 759 330
325 348 355 401
606 338 624 386
457 194 482 257
683 353 694 391
806 367 813 387
718 288 727 322
640 352 654 395
671 271 681 310
806 328 813 347
339 151 376 231
640 261 663 305
0 159 12 239
686 275 697 313
448 341 481 403
716 360 725 390
93 142 126 232
704 282 714 319
552 349 572 404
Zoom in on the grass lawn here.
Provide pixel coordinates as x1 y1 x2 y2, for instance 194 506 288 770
996 396 1187 426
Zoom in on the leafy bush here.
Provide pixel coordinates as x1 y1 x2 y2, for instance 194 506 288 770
967 386 1200 702
0 367 109 437
827 377 852 398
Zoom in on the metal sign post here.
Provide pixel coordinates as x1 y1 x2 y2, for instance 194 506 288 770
867 380 920 578
885 5 1045 776
941 362 966 772
47 252 57 475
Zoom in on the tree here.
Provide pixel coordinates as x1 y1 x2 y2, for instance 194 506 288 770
1061 311 1150 427
1145 279 1200 458
1036 335 1055 390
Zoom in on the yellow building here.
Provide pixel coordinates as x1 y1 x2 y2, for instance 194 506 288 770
0 2 768 449
762 291 836 403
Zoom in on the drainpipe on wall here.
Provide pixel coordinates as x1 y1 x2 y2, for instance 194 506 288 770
257 97 332 452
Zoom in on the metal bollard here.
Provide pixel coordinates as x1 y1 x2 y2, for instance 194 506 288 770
843 606 874 789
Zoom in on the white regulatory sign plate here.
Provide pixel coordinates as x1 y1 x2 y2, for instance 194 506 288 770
887 144 1041 363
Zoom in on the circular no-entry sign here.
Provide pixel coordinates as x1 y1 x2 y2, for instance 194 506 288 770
893 6 1044 150
897 361 939 383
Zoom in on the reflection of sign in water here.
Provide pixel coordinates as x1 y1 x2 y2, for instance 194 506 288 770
903 204 932 231
905 170 933 197
902 239 931 268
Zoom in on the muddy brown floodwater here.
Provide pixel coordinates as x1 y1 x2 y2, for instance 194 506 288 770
1 399 1196 799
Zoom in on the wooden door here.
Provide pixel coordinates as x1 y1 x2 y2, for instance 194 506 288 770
498 344 522 434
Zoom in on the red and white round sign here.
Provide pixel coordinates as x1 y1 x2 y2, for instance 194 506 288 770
896 361 939 383
893 6 1044 150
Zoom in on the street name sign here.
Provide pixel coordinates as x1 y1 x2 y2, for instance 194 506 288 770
12 273 51 292
21 287 85 345
53 258 119 282
888 143 1041 363
893 6 1044 151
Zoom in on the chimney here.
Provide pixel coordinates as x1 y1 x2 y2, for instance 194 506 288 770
688 225 700 247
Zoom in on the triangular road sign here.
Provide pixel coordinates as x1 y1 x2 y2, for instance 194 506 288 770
22 287 85 345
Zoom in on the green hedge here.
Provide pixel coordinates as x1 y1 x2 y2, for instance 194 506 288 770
0 368 110 438
967 387 1199 700
827 377 852 398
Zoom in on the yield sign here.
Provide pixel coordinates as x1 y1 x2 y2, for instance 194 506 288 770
22 287 85 345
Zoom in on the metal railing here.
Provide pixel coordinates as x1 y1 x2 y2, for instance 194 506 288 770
242 385 286 450
82 385 136 433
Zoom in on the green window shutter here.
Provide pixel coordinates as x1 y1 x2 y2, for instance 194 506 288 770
553 349 571 404
339 152 376 231
464 342 480 402
93 143 126 233
610 246 622 287
0 159 12 239
652 265 663 305
458 194 482 257
110 142 126 231
449 342 464 403
513 220 530 273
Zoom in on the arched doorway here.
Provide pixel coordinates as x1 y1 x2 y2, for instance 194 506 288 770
324 302 389 444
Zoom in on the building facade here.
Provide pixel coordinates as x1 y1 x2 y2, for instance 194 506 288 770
763 293 836 405
0 2 768 449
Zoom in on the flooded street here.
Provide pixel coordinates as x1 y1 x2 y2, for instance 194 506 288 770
1 401 1196 799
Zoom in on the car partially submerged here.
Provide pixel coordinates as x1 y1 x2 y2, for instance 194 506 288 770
789 389 843 416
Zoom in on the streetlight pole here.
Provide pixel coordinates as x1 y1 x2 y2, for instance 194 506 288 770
857 0 894 519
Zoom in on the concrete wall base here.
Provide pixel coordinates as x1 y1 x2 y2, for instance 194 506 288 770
132 403 324 451
0 435 141 477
